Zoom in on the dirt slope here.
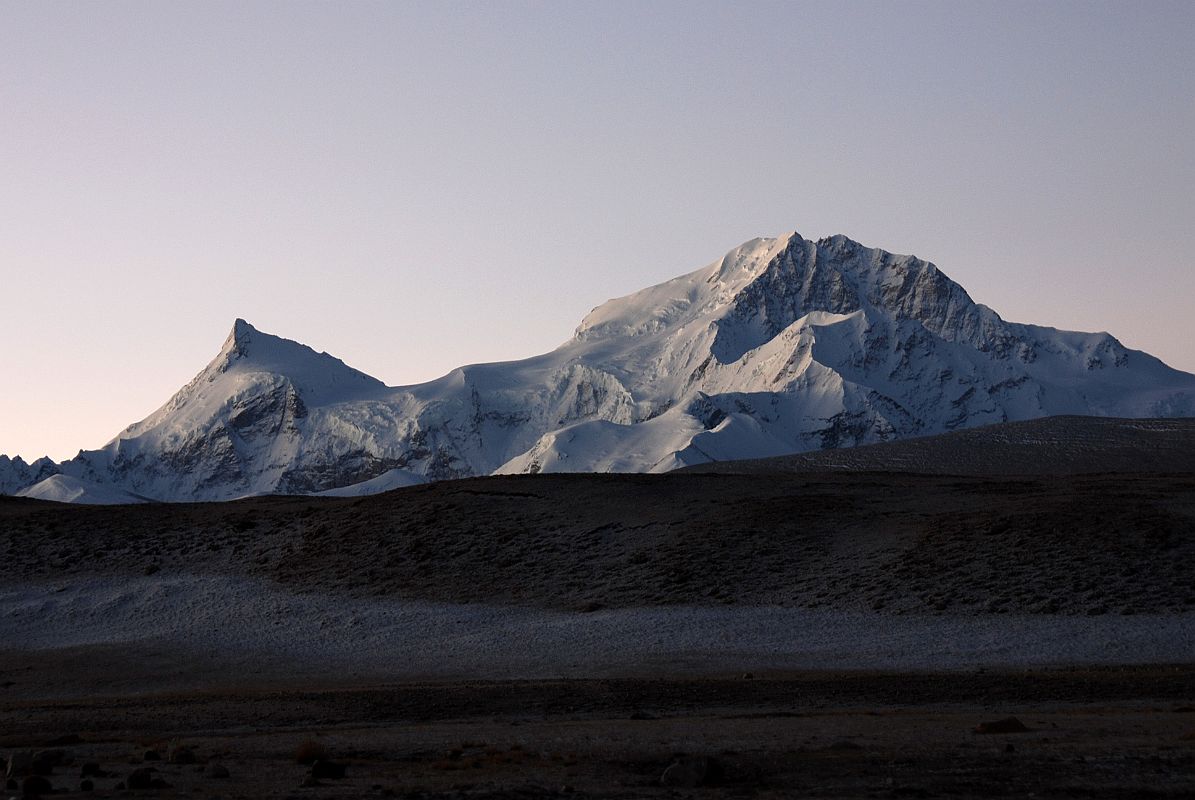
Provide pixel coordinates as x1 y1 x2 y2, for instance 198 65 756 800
3 470 1193 615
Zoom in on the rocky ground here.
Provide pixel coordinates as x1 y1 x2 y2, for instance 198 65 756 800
2 469 1194 797
2 471 1194 615
2 669 1194 799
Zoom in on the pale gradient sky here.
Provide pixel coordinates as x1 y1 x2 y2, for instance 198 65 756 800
2 1 1193 461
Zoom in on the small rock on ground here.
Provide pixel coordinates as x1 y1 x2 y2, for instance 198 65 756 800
975 717 1031 734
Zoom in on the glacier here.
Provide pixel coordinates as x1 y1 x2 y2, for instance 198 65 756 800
5 231 1194 502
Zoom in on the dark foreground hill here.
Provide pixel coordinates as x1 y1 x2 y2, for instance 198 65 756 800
3 468 1193 616
3 463 1193 800
676 416 1195 476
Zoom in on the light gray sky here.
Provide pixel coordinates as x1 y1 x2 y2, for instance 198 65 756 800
2 0 1193 461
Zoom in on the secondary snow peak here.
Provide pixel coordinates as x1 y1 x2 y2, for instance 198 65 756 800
206 319 386 398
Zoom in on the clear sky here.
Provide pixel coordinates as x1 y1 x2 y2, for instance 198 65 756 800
2 1 1193 461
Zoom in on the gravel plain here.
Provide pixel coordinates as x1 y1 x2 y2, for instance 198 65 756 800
1 574 1194 698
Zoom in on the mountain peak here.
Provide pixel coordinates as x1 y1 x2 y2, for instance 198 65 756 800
221 318 260 361
207 320 387 401
8 229 1195 503
232 317 256 338
216 318 312 368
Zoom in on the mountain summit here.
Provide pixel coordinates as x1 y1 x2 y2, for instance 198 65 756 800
211 318 386 402
6 231 1195 501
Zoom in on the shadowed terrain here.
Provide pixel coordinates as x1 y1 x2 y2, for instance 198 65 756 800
677 416 1195 476
2 670 1194 798
3 469 1193 616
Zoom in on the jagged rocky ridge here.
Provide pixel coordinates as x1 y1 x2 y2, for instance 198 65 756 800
0 455 59 496
6 231 1195 501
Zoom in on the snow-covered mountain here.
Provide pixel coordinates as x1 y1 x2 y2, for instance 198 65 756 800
0 455 59 495
8 231 1195 502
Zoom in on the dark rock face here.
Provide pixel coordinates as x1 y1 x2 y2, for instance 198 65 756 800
819 409 887 450
279 452 406 495
712 234 1043 368
712 235 1000 363
147 427 246 492
687 393 728 431
714 237 863 362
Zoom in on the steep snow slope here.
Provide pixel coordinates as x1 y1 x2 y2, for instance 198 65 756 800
6 231 1195 501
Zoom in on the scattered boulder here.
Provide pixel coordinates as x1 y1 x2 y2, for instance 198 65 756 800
310 760 347 780
207 763 230 779
660 756 718 788
975 717 1031 734
167 744 196 765
294 739 329 765
20 774 53 797
126 767 157 790
31 750 66 775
